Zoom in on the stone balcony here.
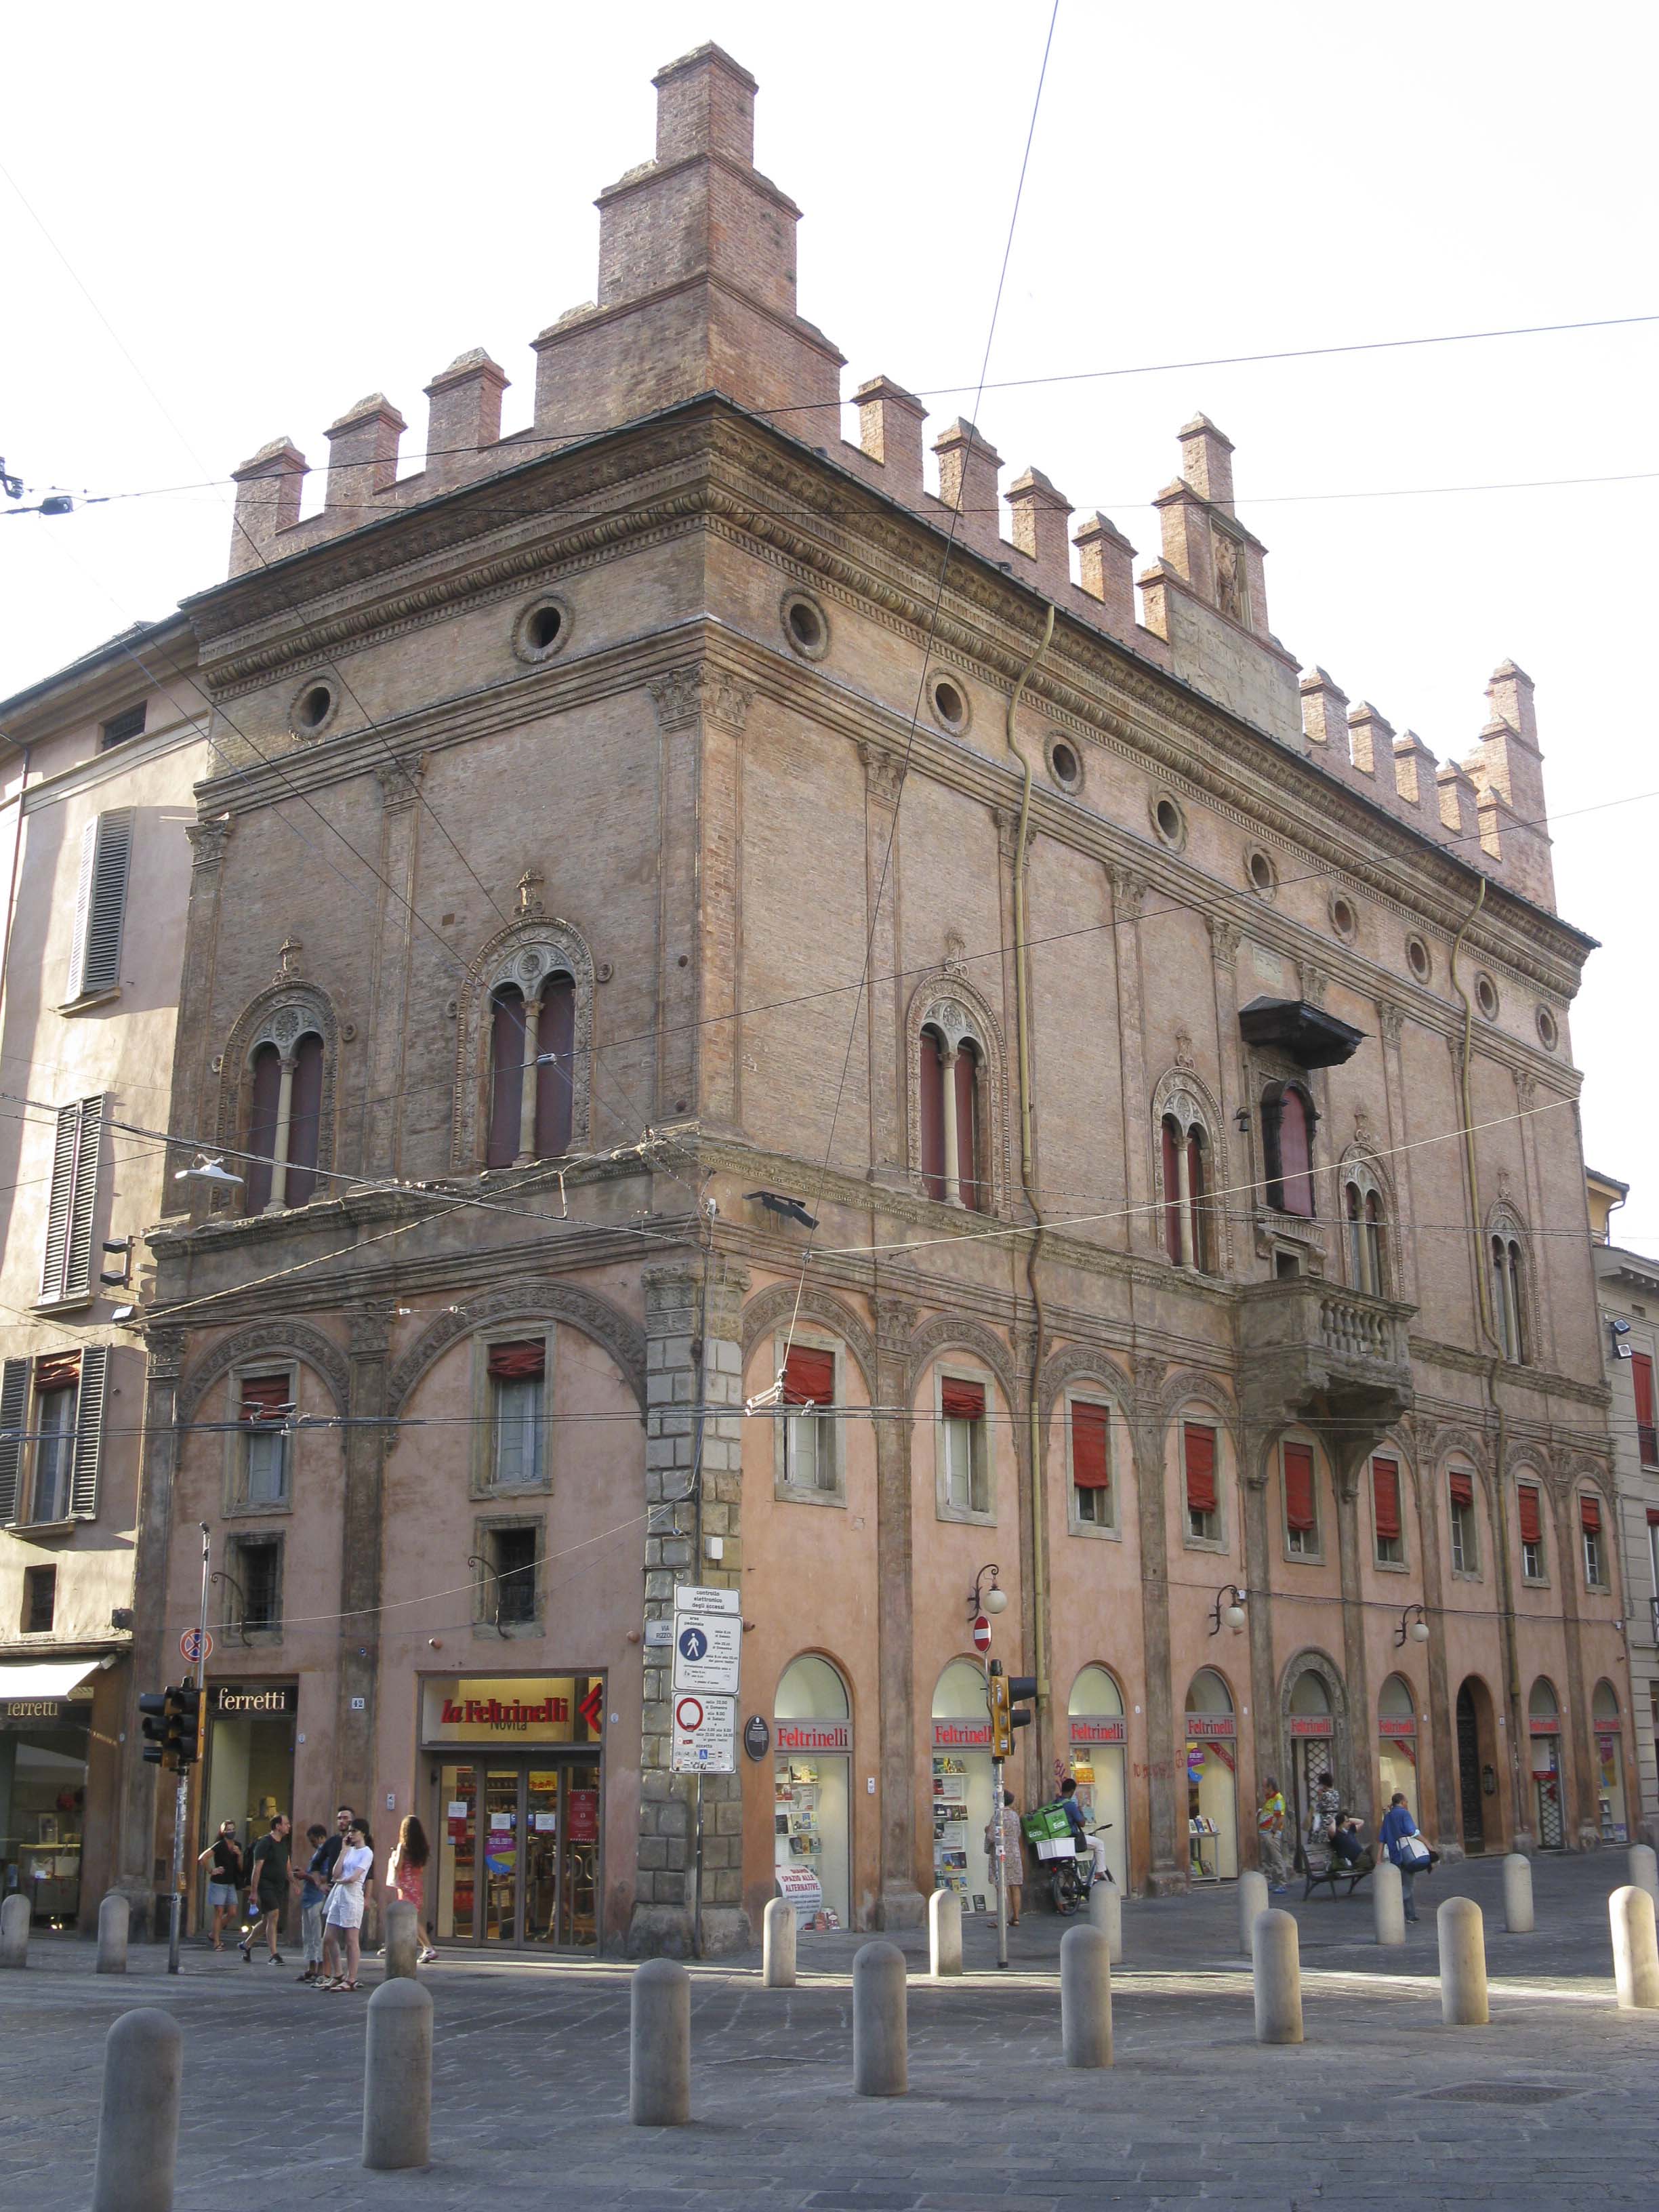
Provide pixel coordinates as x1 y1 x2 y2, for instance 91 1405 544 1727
1238 1277 1416 1437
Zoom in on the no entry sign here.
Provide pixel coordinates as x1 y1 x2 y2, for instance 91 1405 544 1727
671 1692 736 1774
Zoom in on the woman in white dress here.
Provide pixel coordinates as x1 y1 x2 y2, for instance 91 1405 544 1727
320 1822 374 1990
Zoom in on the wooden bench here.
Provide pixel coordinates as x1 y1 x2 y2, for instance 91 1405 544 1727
1300 1845 1375 1900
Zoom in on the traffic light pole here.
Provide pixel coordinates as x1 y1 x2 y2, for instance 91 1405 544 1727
991 1753 1008 1970
167 1525 211 1975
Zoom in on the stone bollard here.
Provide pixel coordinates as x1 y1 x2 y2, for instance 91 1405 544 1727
1060 1923 1113 2068
630 1958 691 2127
1373 1861 1406 1947
0 1891 28 1967
1437 1896 1489 2025
928 1887 962 1978
1610 1885 1659 2011
1628 1843 1659 1912
383 1900 419 1980
91 2008 180 2212
762 1898 796 1988
852 1940 907 2097
1252 1910 1303 2045
1502 1853 1534 1934
97 1892 129 1975
1088 1878 1123 1965
1238 1870 1269 1957
363 1978 432 2170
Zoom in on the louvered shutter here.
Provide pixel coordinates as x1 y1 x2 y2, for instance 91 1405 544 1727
41 1096 103 1301
1633 1352 1656 1466
70 1344 110 1517
66 809 133 998
0 1357 29 1523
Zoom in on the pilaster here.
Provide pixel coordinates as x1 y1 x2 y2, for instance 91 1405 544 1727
1130 1358 1183 1891
359 756 424 1177
860 743 906 1186
873 1290 925 1927
649 670 703 1123
698 677 750 1134
1111 868 1156 1255
334 1305 393 1818
1332 1447 1375 1832
119 1327 186 1937
1414 1445 1460 1856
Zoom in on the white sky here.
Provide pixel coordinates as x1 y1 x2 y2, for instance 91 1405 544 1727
3 2 1655 1240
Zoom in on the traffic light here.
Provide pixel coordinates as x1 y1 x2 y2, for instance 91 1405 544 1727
987 1661 1039 1759
139 1688 175 1768
138 1687 199 1771
176 1683 203 1768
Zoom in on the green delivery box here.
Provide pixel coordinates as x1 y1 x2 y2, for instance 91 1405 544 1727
1022 1803 1071 1845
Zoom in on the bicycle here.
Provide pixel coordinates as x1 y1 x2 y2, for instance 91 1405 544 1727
1048 1820 1113 1916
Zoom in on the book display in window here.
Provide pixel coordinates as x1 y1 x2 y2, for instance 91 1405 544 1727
932 1754 970 1893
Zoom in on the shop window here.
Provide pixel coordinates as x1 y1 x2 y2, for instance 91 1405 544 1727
775 1654 852 1930
22 1564 56 1635
0 1347 108 1528
236 1374 294 1510
1632 1351 1657 1468
487 975 575 1168
40 1094 104 1303
937 1373 990 1519
485 1338 548 1492
780 1343 838 1496
1490 1229 1528 1364
1262 1082 1316 1219
244 1031 325 1211
1580 1492 1605 1588
1283 1440 1318 1557
1372 1455 1404 1565
1069 1398 1113 1530
228 1532 283 1634
1183 1421 1219 1543
1448 1465 1478 1575
1518 1481 1546 1582
476 1521 540 1630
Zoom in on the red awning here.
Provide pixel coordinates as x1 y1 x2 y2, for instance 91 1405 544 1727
1071 1401 1110 1489
1183 1424 1216 1514
781 1346 834 1408
1284 1443 1315 1533
1372 1457 1401 1540
1518 1486 1542 1546
1448 1468 1474 1509
1580 1492 1601 1534
941 1378 985 1422
487 1339 546 1382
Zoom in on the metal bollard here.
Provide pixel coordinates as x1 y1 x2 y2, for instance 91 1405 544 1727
91 2008 180 2212
1372 1861 1406 1946
97 1891 129 1975
1238 1870 1269 1957
1252 1910 1303 2045
1088 1878 1123 1964
928 1887 962 1978
383 1900 419 1980
1610 1885 1659 2011
1060 1923 1113 2068
363 1978 432 2169
852 1940 907 2097
1437 1896 1488 2025
0 1891 28 1967
630 1957 691 2126
762 1897 796 1988
1628 1843 1659 1912
1501 1853 1534 1934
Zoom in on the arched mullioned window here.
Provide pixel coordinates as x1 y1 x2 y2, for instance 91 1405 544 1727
1341 1153 1389 1296
226 989 335 1215
1156 1084 1213 1270
487 972 576 1168
914 993 992 1211
453 919 594 1171
1488 1205 1529 1364
1262 1080 1317 1218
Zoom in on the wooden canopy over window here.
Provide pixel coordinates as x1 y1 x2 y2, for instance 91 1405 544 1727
781 1346 834 1407
1071 1402 1110 1490
1183 1423 1216 1513
487 1339 546 1382
1283 1443 1315 1533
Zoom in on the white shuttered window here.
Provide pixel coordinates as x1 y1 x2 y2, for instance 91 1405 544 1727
40 1095 104 1303
0 1347 109 1525
66 808 134 1000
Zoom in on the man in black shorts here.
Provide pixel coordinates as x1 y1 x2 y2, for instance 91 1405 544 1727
239 1813 293 1965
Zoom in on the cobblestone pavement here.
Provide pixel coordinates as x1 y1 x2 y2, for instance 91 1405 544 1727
2 1851 1656 2209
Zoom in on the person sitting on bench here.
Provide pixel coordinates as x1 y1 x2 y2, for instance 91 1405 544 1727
1329 1815 1367 1866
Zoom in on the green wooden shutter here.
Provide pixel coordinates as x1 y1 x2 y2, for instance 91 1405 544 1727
40 1096 104 1301
70 1344 110 1518
0 1358 29 1524
66 808 134 998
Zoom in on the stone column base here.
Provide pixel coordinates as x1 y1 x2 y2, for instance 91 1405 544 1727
626 1904 696 1959
698 1907 753 1956
1144 1868 1189 1898
874 1884 926 1930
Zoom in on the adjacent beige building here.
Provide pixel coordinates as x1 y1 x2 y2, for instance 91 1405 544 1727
0 621 210 1925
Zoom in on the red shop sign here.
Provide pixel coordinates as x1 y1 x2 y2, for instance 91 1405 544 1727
775 1721 852 1755
932 1720 994 1751
1184 1714 1235 1740
1528 1718 1559 1737
1069 1717 1127 1745
1378 1717 1416 1739
1290 1717 1334 1738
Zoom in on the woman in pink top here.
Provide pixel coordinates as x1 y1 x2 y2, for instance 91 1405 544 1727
387 1814 435 1963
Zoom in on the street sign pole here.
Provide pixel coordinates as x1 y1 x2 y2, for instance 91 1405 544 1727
993 1753 1008 1969
167 1523 211 1976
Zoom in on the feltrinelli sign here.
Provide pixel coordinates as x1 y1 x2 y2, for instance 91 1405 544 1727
419 1675 604 1744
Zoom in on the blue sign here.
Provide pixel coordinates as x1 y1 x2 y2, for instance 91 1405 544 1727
678 1625 709 1663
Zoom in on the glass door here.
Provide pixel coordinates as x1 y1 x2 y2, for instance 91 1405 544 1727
558 1762 600 1948
436 1764 477 1942
432 1756 601 1950
525 1770 561 1944
482 1769 520 1942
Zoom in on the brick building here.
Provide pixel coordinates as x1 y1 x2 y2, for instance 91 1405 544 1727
82 44 1631 1947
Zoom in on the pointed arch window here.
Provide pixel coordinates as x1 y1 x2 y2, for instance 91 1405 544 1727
1491 1228 1527 1364
1160 1111 1211 1269
245 1029 325 1212
487 971 576 1168
1343 1167 1387 1295
918 1016 983 1210
1263 1082 1316 1218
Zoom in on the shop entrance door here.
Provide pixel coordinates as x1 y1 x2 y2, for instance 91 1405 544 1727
1455 1687 1484 1853
434 1757 600 1950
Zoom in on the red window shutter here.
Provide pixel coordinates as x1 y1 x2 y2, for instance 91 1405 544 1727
1278 1090 1314 1218
535 974 576 1159
1647 1507 1659 1528
1183 1424 1216 1514
487 1339 546 1382
285 1032 325 1204
1071 1402 1110 1490
240 1376 291 1422
781 1347 835 1407
1283 1443 1315 1533
245 1042 283 1212
1448 1468 1474 1509
954 1043 979 1210
919 1031 946 1200
1372 1456 1401 1540
488 990 526 1169
1162 1118 1182 1263
1518 1485 1542 1546
1633 1352 1657 1465
1579 1492 1601 1534
941 1377 985 1421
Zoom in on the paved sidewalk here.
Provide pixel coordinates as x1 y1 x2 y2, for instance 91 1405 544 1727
1 1851 1654 2209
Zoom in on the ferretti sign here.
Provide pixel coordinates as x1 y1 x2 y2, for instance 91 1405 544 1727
215 1687 292 1715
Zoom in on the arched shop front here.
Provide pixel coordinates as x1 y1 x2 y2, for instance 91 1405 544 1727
1376 1675 1418 1814
773 1654 852 1929
1287 1668 1338 1840
1067 1665 1128 1891
1593 1679 1629 1842
1529 1677 1565 1849
1184 1669 1238 1881
931 1659 996 1906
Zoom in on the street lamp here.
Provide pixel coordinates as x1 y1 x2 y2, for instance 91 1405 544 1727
1208 1583 1248 1635
970 1563 1008 1619
1395 1603 1431 1647
174 1155 245 1188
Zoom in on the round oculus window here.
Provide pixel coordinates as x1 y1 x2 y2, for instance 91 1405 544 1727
512 594 573 665
1047 735 1082 792
1406 934 1432 983
1151 794 1186 848
1329 894 1357 943
1535 1004 1559 1051
1246 846 1277 897
1475 971 1500 1020
930 676 968 732
781 590 830 659
290 679 337 738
